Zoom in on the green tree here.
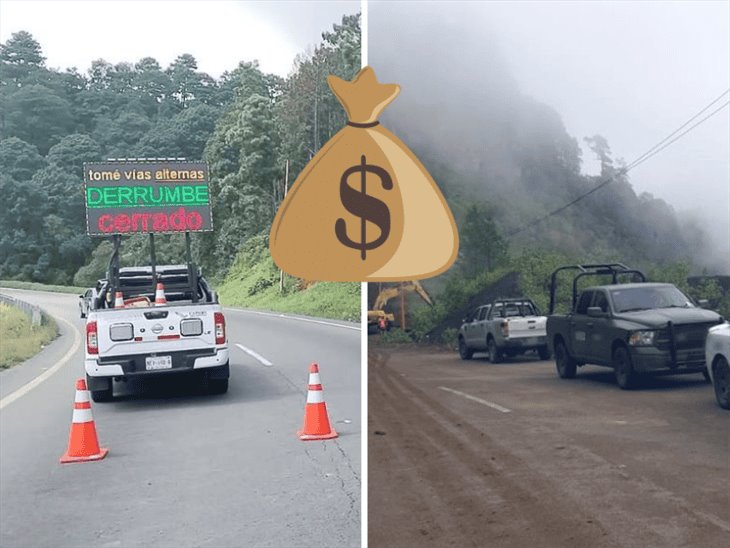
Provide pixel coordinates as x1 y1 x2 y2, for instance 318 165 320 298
133 57 173 116
206 62 276 182
199 93 281 273
218 60 279 109
460 203 508 275
0 31 45 85
584 134 615 176
276 13 360 177
0 173 45 279
321 14 361 78
87 59 113 91
46 134 102 178
94 112 152 157
135 103 219 159
3 84 74 154
0 137 46 180
166 54 218 109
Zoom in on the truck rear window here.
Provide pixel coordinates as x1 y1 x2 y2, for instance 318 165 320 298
610 286 694 313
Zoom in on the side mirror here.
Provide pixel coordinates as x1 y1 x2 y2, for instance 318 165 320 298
79 294 84 298
697 299 709 308
587 307 608 318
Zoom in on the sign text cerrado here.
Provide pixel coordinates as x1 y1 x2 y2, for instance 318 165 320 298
84 161 213 235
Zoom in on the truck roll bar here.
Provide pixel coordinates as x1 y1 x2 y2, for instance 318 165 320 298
548 263 646 314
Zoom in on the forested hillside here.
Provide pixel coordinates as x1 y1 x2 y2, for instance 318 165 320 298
383 102 728 337
372 14 722 277
0 15 360 296
370 23 727 335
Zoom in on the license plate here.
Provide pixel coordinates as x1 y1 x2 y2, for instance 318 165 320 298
146 355 172 370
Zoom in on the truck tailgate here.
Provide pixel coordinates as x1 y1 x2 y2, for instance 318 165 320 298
505 317 547 339
94 305 220 357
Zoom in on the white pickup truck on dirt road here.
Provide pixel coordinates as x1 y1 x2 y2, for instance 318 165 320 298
84 264 229 401
458 298 549 362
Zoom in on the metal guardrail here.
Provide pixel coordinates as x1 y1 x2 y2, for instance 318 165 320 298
0 293 45 326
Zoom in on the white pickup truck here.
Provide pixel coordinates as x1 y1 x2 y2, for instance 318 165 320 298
84 265 229 401
458 298 550 362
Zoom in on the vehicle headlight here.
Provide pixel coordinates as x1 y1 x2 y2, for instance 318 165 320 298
628 330 656 346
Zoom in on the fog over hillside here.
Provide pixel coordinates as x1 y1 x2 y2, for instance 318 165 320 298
370 2 729 273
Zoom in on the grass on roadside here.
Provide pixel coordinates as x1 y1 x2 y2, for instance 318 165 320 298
0 303 58 369
0 280 86 294
216 234 360 322
219 278 360 322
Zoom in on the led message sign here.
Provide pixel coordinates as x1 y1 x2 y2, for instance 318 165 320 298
84 161 213 235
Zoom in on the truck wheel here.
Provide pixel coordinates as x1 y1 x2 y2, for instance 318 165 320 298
458 337 473 360
554 341 576 379
487 338 503 364
712 356 730 409
613 346 637 389
538 346 551 361
87 375 113 402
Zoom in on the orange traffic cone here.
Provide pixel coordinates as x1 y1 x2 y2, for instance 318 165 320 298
298 363 338 441
113 291 124 308
154 282 167 306
60 378 109 464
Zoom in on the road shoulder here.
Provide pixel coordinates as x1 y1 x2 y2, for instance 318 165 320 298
0 303 78 402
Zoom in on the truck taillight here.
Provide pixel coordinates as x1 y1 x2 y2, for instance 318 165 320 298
86 321 98 354
501 321 509 338
214 312 226 345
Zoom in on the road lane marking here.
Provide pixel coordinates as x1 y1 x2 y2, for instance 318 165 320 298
693 510 730 534
235 343 273 367
0 316 81 410
224 308 360 331
438 386 511 414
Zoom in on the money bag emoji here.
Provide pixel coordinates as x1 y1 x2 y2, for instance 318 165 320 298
269 66 458 281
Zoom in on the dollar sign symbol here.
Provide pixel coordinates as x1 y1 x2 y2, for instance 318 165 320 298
335 155 393 260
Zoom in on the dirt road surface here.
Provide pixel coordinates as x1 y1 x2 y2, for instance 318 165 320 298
369 345 729 548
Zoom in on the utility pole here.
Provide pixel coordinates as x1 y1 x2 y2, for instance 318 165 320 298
313 93 319 152
279 159 289 293
400 281 406 332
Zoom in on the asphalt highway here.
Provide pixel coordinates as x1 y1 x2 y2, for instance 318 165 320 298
0 289 360 548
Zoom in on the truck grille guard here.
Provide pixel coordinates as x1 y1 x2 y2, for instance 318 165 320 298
661 319 722 368
666 321 677 369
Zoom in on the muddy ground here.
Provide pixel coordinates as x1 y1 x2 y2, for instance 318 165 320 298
369 345 729 548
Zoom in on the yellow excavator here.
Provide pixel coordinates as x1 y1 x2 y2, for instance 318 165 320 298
368 281 434 331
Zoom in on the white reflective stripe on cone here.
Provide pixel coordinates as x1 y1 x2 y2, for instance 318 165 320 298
72 408 94 423
308 372 321 385
74 390 90 403
306 390 325 404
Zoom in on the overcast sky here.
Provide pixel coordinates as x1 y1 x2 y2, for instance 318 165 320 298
0 0 359 77
370 1 729 266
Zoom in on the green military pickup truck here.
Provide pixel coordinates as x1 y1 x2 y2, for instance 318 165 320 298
545 264 724 389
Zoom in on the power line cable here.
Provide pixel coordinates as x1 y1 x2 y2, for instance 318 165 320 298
625 99 729 171
627 89 729 168
507 89 730 238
